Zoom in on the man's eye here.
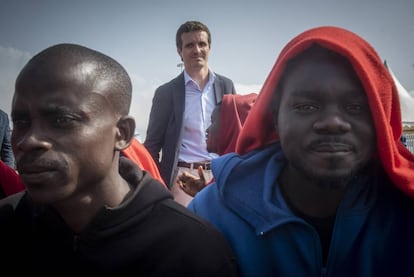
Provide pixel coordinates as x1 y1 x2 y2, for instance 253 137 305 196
12 119 30 128
346 104 364 114
294 104 318 111
52 116 76 126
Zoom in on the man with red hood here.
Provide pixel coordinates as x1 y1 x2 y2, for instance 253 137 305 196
188 26 414 276
179 93 257 197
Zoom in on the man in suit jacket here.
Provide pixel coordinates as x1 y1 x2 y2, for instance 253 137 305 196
144 21 236 206
0 109 15 168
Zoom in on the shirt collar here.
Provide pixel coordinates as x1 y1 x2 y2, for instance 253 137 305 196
184 69 216 85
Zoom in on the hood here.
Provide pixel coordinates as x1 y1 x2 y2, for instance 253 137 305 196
236 26 414 198
84 156 172 240
218 93 257 155
0 160 25 196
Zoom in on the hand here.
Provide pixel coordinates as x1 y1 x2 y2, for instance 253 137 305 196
177 166 207 197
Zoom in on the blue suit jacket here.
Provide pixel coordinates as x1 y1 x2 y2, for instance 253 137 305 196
0 110 14 168
144 72 236 187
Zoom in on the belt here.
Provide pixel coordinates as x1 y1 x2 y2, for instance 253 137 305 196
177 161 211 170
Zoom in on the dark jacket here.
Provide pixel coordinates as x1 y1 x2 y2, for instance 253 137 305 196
0 157 238 276
144 72 236 187
0 109 14 168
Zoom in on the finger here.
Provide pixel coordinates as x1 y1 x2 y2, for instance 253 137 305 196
177 173 185 183
197 166 206 182
177 176 185 184
180 174 193 183
179 181 186 190
180 182 193 196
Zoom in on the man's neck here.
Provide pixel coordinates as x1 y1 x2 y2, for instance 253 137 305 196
186 66 209 90
53 177 133 233
279 167 347 218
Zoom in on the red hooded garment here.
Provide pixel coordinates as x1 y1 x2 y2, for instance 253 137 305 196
236 26 414 198
217 93 257 155
122 138 167 188
0 160 25 197
200 93 257 187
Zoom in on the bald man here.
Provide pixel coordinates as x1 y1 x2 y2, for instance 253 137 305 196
0 43 237 275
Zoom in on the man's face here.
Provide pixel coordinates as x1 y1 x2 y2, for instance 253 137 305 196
178 30 210 71
275 55 376 187
11 61 118 203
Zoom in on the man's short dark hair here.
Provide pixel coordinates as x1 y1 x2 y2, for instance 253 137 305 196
176 21 211 49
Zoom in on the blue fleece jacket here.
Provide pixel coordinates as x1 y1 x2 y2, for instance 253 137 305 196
188 143 414 277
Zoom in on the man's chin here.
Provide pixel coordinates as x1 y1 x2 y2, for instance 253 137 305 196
310 171 355 190
26 187 67 205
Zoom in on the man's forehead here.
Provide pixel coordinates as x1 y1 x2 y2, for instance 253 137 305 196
182 30 208 41
289 45 349 67
282 47 357 84
19 59 108 91
12 89 111 117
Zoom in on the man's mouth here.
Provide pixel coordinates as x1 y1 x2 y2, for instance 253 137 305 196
311 143 353 153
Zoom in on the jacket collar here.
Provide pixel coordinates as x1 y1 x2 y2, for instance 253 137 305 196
214 144 377 235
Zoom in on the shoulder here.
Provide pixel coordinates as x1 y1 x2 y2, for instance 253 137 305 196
157 198 222 233
127 177 235 258
188 181 222 214
214 73 234 84
0 191 25 209
147 198 238 273
154 198 230 247
211 148 275 184
0 191 27 231
156 74 184 92
377 173 414 211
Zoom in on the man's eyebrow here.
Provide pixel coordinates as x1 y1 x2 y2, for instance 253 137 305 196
288 87 366 96
286 89 319 97
38 105 73 115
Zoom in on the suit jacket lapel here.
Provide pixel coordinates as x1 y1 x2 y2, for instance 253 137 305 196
172 73 186 126
213 76 224 104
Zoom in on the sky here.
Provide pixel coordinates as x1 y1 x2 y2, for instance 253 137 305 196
1 0 414 139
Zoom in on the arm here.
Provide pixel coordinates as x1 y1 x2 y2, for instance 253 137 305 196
143 86 172 164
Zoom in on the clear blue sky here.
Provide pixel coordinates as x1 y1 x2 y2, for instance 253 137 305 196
1 0 413 138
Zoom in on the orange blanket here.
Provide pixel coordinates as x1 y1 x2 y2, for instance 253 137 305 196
123 138 166 188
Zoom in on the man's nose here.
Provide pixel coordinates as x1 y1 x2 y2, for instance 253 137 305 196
14 125 52 153
313 111 351 133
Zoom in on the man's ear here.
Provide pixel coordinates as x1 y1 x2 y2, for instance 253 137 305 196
177 48 183 61
115 115 136 151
